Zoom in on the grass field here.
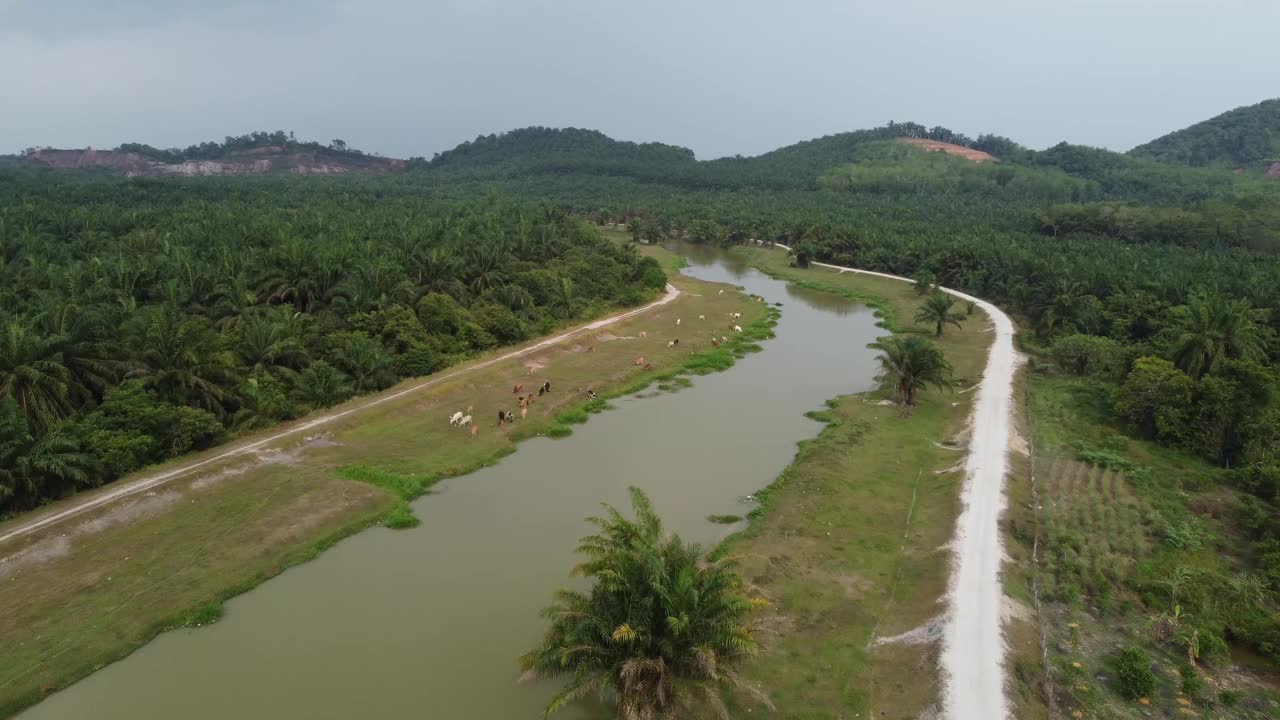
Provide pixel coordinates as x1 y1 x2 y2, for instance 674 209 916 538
0 243 771 718
717 246 1010 718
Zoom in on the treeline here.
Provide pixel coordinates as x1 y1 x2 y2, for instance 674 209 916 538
115 130 338 163
0 175 665 514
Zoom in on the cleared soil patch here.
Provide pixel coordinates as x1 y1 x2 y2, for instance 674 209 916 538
0 250 762 717
898 137 995 162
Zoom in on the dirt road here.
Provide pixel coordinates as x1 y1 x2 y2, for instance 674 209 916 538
0 284 681 549
778 248 1018 720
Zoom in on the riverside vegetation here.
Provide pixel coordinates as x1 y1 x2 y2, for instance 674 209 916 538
3 97 1280 717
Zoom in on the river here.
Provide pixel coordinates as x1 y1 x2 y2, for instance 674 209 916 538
20 244 884 719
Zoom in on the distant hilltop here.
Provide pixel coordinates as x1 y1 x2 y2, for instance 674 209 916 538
24 145 408 177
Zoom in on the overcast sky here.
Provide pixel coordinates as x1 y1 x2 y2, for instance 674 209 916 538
2 0 1276 159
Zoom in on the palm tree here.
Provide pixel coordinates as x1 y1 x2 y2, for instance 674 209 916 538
0 321 70 426
874 335 953 405
0 398 92 509
333 335 393 392
292 361 353 409
1170 291 1266 378
236 308 309 378
915 293 966 337
1225 572 1268 610
1158 565 1196 604
522 487 771 719
126 305 235 416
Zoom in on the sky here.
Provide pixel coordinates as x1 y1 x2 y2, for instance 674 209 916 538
2 0 1277 160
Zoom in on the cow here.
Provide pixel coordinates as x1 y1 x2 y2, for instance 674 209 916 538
459 415 473 427
449 411 464 426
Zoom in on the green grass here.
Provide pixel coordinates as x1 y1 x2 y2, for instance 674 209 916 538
716 246 995 717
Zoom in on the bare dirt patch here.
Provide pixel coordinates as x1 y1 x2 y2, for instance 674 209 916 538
898 137 995 163
76 492 181 536
0 536 71 581
873 616 946 647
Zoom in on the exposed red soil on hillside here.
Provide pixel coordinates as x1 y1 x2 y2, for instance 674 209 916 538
897 137 994 163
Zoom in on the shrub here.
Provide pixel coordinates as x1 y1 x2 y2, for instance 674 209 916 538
1113 646 1156 700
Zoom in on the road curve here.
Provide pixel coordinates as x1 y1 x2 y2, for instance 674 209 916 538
775 247 1018 720
0 284 682 549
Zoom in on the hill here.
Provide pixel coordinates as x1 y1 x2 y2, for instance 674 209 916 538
1128 97 1280 167
21 130 408 177
426 126 696 175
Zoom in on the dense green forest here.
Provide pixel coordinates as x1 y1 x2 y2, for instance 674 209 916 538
0 176 665 513
5 104 1280 682
1130 98 1280 167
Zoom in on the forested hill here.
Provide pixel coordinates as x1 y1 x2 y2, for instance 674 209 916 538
426 127 696 175
1128 97 1280 167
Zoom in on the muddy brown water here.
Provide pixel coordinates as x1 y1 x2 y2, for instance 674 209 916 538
20 245 883 720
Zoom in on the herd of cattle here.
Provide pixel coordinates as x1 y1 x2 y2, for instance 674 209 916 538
444 305 761 437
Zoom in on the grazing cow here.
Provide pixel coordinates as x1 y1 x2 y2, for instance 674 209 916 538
643 363 653 370
733 325 743 333
498 410 506 425
718 289 724 295
505 411 515 423
538 386 545 397
640 331 647 338
666 340 675 348
587 390 599 400
513 384 523 394
471 424 478 437
635 356 645 366
698 314 705 321
521 407 527 419
543 381 552 393
449 411 464 426
721 335 728 343
676 318 681 326
710 337 719 348
459 414 473 427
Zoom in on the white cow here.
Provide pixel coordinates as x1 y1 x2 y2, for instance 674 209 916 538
459 415 473 427
676 318 682 326
448 411 464 426
698 314 705 320
733 325 742 333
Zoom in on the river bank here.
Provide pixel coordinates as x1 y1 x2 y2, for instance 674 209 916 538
0 247 768 718
719 245 1027 718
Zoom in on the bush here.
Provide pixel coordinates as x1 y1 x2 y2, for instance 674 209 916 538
1050 334 1121 377
1113 646 1156 700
